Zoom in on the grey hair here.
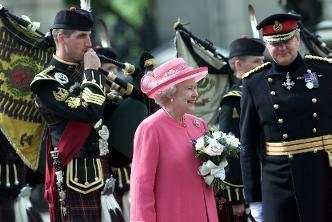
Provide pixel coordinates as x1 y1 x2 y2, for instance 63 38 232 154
154 85 177 107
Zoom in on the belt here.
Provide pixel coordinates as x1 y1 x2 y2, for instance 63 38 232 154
266 135 332 158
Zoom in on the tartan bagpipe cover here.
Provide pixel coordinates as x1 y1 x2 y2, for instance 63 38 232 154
175 29 232 124
0 7 54 170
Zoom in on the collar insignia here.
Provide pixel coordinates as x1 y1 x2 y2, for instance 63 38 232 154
54 72 69 85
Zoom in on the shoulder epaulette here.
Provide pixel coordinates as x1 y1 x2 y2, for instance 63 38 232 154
242 62 271 79
30 65 57 86
305 55 332 63
223 90 241 99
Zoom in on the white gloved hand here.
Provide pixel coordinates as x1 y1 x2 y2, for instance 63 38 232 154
250 202 263 222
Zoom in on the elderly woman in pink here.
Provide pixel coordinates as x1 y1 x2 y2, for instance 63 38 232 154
130 57 218 222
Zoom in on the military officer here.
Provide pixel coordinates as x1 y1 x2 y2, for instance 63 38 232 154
30 6 112 222
240 13 332 222
217 37 265 222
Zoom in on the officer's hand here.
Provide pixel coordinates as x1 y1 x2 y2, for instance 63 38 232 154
232 203 245 217
84 48 101 70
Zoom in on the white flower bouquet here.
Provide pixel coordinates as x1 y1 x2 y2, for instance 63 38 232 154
193 130 240 190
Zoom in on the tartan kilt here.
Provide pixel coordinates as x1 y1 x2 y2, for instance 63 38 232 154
64 187 102 222
329 169 332 220
62 158 111 222
216 192 247 222
0 194 15 222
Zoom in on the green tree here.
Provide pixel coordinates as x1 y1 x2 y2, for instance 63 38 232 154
67 0 157 61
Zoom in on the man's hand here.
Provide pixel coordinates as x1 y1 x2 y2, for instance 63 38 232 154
84 48 101 70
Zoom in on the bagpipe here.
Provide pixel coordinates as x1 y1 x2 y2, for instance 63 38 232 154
0 4 147 172
298 22 332 57
94 19 151 161
173 19 233 125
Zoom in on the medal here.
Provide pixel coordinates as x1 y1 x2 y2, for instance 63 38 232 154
304 69 319 89
282 72 295 90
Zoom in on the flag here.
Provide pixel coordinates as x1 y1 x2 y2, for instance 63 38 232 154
175 28 232 125
0 7 54 170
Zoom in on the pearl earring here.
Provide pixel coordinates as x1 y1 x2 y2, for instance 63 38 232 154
170 98 174 102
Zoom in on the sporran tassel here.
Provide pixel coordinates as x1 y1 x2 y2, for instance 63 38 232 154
14 185 43 222
101 176 125 222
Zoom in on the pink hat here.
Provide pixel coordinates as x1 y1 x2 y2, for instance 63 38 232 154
140 57 208 99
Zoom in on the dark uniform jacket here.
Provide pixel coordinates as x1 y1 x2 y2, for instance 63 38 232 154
218 79 244 204
240 54 331 222
30 55 109 194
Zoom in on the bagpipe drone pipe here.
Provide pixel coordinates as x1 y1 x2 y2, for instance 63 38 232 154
298 21 332 57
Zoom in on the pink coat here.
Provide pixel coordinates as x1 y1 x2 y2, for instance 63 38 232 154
130 109 218 222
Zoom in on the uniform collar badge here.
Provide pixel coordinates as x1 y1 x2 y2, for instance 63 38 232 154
282 72 295 90
54 72 69 85
194 119 200 128
303 69 319 89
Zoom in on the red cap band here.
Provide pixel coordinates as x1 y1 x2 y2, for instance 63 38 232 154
262 20 298 35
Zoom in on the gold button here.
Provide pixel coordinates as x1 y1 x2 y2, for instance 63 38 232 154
288 154 293 159
282 134 288 139
268 77 273 83
312 98 317 103
313 113 317 118
278 118 284 124
313 128 317 133
270 91 276 96
273 104 279 109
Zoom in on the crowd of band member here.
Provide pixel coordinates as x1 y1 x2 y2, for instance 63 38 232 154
0 3 331 222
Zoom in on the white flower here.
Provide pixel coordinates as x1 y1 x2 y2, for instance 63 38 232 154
212 131 223 140
203 138 224 156
195 136 205 151
225 134 240 148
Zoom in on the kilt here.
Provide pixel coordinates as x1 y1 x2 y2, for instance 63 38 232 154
216 192 247 222
65 187 102 222
0 194 15 222
60 158 110 222
329 169 332 220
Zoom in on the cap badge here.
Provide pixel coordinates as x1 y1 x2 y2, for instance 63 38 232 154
273 21 282 32
282 72 295 90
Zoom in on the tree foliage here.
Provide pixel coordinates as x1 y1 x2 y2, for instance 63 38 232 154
66 0 157 62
